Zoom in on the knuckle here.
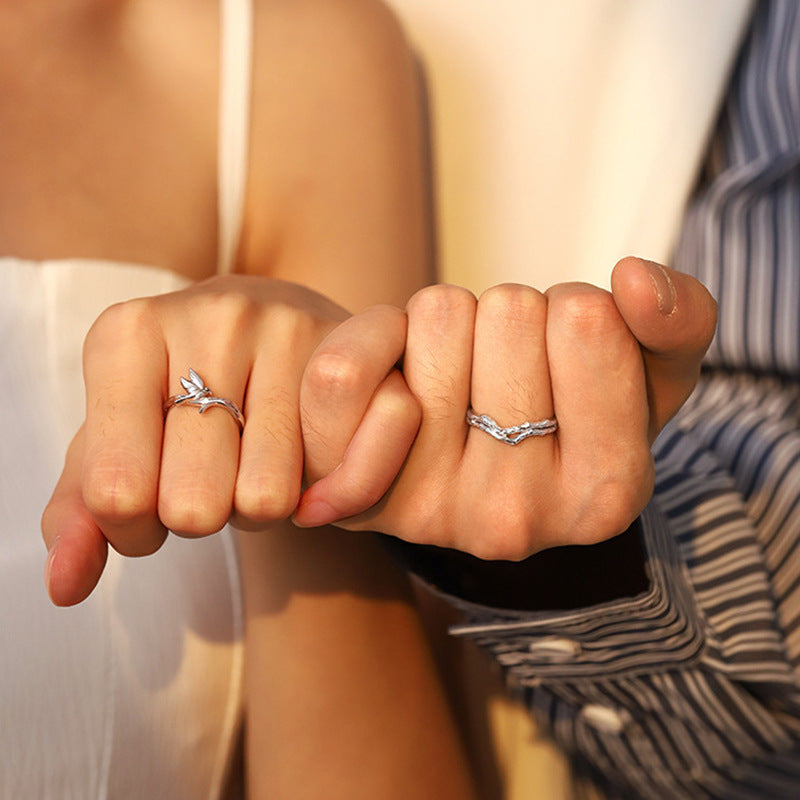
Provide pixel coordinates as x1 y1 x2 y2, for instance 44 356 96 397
466 493 537 562
478 283 547 324
82 457 156 526
612 457 654 526
84 299 155 356
201 288 259 325
235 480 299 524
580 450 655 543
407 284 476 323
367 303 406 322
303 351 367 402
159 483 231 537
112 537 163 558
468 528 534 562
558 287 622 341
191 291 261 353
268 301 322 352
359 304 408 348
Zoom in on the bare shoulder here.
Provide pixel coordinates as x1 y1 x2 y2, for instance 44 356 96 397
241 0 426 283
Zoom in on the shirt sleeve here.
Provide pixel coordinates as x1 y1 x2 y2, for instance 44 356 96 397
428 371 800 798
437 1 800 793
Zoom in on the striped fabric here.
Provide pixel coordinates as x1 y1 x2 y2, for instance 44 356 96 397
446 2 800 797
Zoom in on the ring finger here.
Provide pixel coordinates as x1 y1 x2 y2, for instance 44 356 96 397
159 349 250 536
466 283 555 472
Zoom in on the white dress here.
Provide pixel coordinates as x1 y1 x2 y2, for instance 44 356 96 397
0 2 251 797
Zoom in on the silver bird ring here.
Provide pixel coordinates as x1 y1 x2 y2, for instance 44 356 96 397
164 368 245 433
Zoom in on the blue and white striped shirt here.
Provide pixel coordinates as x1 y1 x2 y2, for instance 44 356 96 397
445 2 800 797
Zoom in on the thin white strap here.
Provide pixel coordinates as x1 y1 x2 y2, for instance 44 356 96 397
217 0 253 274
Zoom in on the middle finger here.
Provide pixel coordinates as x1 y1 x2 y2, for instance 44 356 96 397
159 344 249 536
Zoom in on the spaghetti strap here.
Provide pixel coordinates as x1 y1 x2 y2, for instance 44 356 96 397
218 0 253 274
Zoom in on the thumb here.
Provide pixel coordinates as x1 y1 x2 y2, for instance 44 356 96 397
41 426 108 607
611 256 717 440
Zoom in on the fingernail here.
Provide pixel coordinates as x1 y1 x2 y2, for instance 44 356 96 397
645 261 677 316
44 536 61 602
292 498 338 528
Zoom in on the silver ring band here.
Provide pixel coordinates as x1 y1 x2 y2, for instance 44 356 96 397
466 408 557 445
164 368 245 433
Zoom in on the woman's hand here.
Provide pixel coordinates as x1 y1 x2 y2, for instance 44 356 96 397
296 257 717 559
41 275 420 606
41 257 716 603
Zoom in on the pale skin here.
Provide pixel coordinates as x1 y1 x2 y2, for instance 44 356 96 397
10 0 475 797
45 257 717 795
19 1 718 798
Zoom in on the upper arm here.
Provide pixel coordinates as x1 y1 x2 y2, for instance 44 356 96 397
239 0 433 310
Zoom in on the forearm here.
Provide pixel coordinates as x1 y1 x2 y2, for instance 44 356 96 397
240 0 432 310
238 523 477 800
235 2 442 794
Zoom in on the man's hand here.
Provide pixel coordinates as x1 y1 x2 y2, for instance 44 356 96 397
296 257 717 558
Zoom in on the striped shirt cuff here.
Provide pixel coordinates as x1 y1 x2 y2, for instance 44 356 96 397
443 502 705 684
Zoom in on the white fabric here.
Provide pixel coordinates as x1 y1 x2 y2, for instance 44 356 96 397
0 1 252 797
386 0 754 292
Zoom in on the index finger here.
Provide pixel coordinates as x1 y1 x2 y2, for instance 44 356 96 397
80 300 168 556
300 305 408 483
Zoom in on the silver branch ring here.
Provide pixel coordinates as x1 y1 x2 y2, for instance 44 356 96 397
466 408 557 445
164 368 245 433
